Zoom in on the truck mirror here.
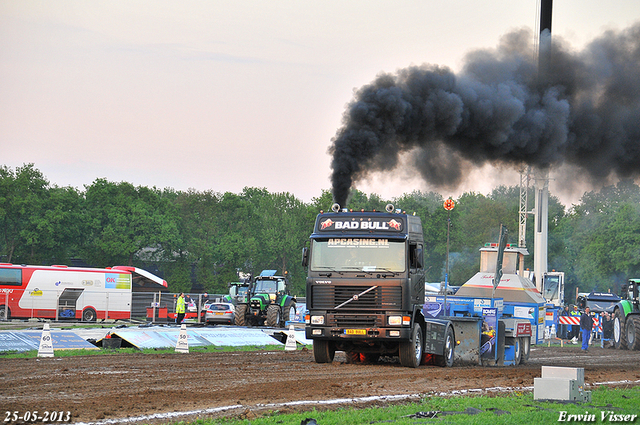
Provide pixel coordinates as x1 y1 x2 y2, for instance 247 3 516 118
301 247 309 267
415 248 424 269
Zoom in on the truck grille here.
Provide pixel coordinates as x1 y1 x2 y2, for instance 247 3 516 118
329 314 380 327
311 285 402 310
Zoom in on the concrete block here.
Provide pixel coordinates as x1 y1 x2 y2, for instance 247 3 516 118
541 366 584 385
534 377 591 402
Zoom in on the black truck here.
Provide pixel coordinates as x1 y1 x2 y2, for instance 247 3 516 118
302 204 455 368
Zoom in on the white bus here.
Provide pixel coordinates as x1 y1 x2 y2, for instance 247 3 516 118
0 264 135 321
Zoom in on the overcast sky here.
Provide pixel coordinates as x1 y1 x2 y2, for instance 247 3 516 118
2 1 638 205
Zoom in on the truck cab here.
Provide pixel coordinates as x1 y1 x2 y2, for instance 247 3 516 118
302 204 455 368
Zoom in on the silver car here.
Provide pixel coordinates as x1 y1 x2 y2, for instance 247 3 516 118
203 302 235 325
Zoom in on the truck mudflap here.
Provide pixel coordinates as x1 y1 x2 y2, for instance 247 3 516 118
440 317 482 365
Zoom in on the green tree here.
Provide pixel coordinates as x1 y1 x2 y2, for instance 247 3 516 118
82 179 179 267
0 164 57 263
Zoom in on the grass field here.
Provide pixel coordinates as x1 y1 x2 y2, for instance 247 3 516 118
182 386 639 425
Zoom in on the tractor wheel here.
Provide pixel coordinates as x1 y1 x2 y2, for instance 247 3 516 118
435 325 455 367
613 308 626 349
513 338 522 365
399 323 423 368
345 351 362 364
520 337 530 364
235 304 247 326
266 304 281 327
363 353 380 364
281 302 297 327
626 316 640 351
313 339 335 363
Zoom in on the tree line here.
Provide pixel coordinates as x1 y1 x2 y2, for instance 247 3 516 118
2 163 639 300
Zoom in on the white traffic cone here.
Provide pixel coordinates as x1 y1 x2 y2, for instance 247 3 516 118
38 323 54 358
285 324 297 351
175 323 189 353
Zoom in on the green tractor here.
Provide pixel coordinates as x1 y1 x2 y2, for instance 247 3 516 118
234 270 297 328
224 281 251 305
613 279 640 350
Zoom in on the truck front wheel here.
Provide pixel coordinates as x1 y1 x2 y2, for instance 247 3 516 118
313 339 335 363
399 323 422 368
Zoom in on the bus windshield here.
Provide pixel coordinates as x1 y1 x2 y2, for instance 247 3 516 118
310 238 406 273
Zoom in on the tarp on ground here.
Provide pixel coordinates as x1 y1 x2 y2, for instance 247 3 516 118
109 326 287 349
0 330 99 352
0 325 311 351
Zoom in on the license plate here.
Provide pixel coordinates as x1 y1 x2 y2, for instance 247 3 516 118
215 312 224 315
345 329 366 335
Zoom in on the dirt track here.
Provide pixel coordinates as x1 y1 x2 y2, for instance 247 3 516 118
2 344 640 424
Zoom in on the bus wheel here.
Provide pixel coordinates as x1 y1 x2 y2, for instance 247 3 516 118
82 308 97 322
0 305 10 320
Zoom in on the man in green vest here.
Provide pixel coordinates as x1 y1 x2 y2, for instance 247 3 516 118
176 293 186 324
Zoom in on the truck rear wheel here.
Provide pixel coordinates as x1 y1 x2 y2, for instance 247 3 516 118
627 316 640 351
613 308 626 349
313 339 335 363
235 304 247 326
435 325 455 367
266 304 280 327
399 323 422 368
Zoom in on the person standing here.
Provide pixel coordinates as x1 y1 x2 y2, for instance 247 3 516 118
570 305 581 342
176 292 186 324
580 306 594 352
601 311 614 348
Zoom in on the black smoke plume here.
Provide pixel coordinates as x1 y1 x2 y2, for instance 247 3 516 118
329 25 640 207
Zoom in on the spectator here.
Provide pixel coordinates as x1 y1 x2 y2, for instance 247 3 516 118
601 311 614 348
580 306 594 352
570 305 581 342
176 292 186 324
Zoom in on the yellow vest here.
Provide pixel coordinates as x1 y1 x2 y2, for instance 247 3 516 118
176 296 186 314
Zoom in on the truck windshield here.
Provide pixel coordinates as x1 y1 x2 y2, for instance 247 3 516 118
310 238 406 272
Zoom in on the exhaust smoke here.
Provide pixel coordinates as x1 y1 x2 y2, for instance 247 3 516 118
329 25 640 207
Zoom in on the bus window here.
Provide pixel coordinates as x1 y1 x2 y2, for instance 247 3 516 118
0 268 21 286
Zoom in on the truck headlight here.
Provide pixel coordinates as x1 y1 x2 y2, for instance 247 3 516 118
388 316 411 325
311 315 325 325
388 316 402 325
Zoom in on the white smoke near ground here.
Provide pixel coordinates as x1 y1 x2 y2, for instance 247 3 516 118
329 25 640 207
